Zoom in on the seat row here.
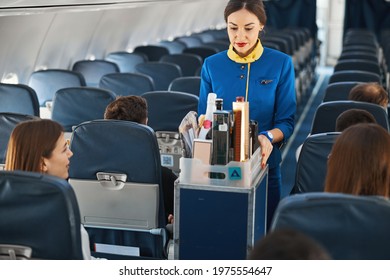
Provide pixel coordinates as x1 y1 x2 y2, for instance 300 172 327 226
4 167 390 260
276 29 390 258
329 29 385 87
22 29 222 109
0 74 200 115
0 118 175 259
29 60 199 108
380 28 390 91
293 28 389 194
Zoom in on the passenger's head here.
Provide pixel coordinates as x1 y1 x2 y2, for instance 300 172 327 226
104 95 148 124
335 109 377 132
325 123 390 197
224 0 266 57
248 228 331 260
5 119 72 179
348 82 389 109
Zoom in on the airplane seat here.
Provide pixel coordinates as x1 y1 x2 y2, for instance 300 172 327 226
28 69 86 107
0 112 38 164
342 42 379 55
202 41 230 52
338 52 379 63
334 59 381 77
271 192 390 259
99 72 155 96
133 45 170 62
343 39 378 49
159 53 203 77
262 36 290 55
323 81 363 102
262 41 281 51
158 40 187 54
200 29 229 43
68 119 168 259
135 62 182 91
310 100 389 134
105 51 147 73
0 83 40 117
72 60 119 88
51 87 116 132
141 90 199 132
168 76 201 96
328 70 381 84
141 90 199 175
292 132 340 194
191 33 215 44
0 170 83 260
174 36 203 48
182 46 218 61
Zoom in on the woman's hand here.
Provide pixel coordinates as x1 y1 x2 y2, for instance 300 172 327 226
258 134 273 169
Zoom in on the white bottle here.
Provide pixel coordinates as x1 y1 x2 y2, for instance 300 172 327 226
198 92 217 139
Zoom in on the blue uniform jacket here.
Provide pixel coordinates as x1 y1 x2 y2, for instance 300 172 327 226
198 47 296 168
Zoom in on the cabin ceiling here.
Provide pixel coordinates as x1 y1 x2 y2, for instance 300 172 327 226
0 0 227 84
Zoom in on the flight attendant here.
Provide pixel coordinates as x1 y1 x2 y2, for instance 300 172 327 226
198 0 296 226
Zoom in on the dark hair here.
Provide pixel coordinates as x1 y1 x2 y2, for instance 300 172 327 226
325 123 390 197
348 82 389 107
104 95 148 124
224 0 267 25
248 228 331 260
335 109 376 132
5 119 63 172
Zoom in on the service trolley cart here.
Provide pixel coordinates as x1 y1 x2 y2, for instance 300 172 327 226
173 148 268 260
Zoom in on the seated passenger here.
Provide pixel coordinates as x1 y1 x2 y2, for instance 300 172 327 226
335 108 376 132
5 119 94 259
348 82 389 110
295 108 377 163
325 123 390 197
104 95 177 223
248 228 331 260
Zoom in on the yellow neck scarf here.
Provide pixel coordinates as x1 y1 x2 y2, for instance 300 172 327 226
227 39 263 101
227 39 264 63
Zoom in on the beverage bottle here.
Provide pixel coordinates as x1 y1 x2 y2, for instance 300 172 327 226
215 98 223 110
198 92 217 139
232 96 249 162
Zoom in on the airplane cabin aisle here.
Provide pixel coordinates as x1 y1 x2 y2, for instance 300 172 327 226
280 66 332 198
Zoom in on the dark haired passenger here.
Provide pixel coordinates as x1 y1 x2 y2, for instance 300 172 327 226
295 108 378 162
104 96 177 223
325 123 390 197
335 109 377 132
199 0 296 227
248 228 331 260
104 95 148 124
5 119 93 259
